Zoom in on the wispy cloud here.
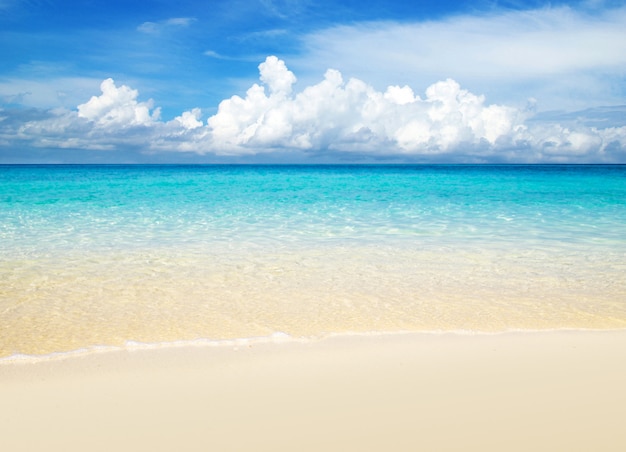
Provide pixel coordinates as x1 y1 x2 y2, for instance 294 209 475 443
137 17 196 34
203 50 250 61
259 0 310 19
293 6 626 111
237 28 289 41
0 76 104 109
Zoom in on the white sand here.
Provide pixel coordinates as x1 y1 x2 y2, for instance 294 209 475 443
1 331 626 451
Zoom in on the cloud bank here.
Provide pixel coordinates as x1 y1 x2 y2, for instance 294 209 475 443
2 56 625 163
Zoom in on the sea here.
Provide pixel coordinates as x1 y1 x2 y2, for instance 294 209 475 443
1 164 625 360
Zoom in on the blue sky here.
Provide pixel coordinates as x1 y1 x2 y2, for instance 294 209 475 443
1 0 625 163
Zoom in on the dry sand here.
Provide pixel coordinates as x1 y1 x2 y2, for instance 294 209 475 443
1 331 625 451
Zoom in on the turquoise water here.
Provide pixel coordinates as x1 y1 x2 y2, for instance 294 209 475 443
2 165 626 358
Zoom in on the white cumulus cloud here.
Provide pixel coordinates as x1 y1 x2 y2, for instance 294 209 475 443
77 78 161 127
175 108 203 130
205 58 522 155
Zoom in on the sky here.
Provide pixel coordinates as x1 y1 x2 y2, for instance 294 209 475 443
1 0 625 163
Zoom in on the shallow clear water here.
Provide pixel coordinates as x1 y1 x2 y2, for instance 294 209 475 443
1 164 626 358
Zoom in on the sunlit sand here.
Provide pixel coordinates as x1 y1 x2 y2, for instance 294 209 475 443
2 331 625 451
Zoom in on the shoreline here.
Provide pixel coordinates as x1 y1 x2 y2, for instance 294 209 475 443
2 327 626 365
2 330 626 451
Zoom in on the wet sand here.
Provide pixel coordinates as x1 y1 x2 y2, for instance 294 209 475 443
1 331 625 451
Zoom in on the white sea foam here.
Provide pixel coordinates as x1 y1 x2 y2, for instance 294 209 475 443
4 327 626 366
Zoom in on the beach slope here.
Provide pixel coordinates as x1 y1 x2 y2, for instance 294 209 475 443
1 331 625 451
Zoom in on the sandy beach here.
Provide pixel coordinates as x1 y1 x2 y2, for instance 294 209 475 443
1 331 625 451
